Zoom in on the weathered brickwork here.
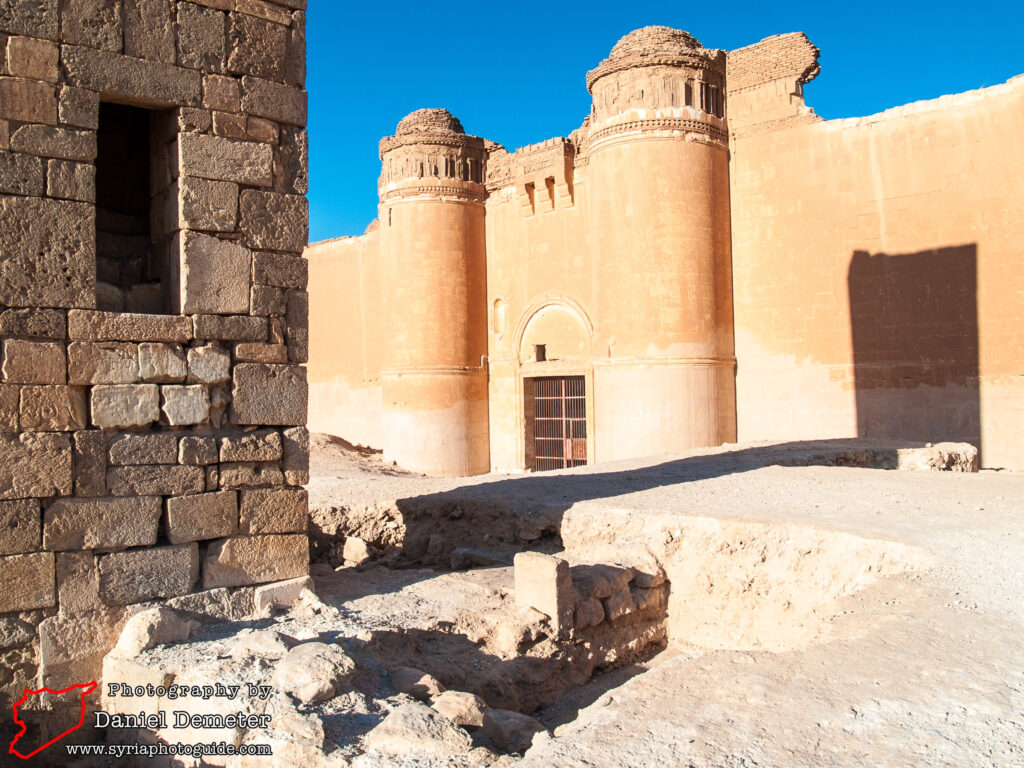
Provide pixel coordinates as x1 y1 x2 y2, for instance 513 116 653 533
0 0 309 698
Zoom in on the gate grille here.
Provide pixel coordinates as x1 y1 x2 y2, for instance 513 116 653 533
532 376 587 471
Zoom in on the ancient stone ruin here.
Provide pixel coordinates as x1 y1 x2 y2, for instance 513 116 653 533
0 0 310 737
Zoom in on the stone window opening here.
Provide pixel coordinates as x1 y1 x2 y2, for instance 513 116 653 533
94 102 176 315
545 177 556 210
525 182 536 215
534 344 547 362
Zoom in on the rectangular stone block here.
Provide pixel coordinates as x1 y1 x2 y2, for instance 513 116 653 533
98 544 198 605
219 462 284 489
59 0 123 51
251 284 285 316
0 198 93 309
0 384 17 431
6 36 58 81
106 465 205 496
62 44 201 106
9 124 96 161
203 74 240 111
91 384 160 429
235 0 293 26
0 432 72 499
247 116 278 144
239 487 306 534
73 430 107 496
161 384 210 425
192 314 267 341
239 189 308 253
68 341 140 384
166 490 238 544
0 0 60 39
212 109 247 139
0 77 57 123
0 499 40 555
19 385 88 431
0 150 45 195
176 0 226 73
285 11 304 88
514 552 573 638
179 435 217 465
43 496 161 550
179 132 272 186
0 552 55 611
56 551 101 614
124 0 175 63
69 310 192 342
253 575 313 615
252 251 306 289
58 85 99 129
235 342 287 363
177 175 238 232
186 344 230 384
285 290 307 363
231 363 306 425
228 11 287 81
240 75 305 126
38 607 127 690
138 342 187 382
46 158 95 202
0 307 66 339
282 426 309 485
202 534 307 589
274 125 307 194
176 230 252 314
220 429 282 462
1 339 66 384
108 433 177 465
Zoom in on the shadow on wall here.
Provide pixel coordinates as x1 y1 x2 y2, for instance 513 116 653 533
848 245 980 459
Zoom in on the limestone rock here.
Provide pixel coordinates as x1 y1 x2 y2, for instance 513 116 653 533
0 499 41 555
391 666 445 702
343 536 373 565
0 432 72 500
238 488 308 535
228 629 290 659
161 384 210 425
253 575 314 615
91 384 160 429
178 175 239 232
232 363 307 425
43 496 161 550
108 433 177 465
365 702 472 757
1 339 66 384
0 552 55 612
431 690 489 729
220 429 282 462
97 544 198 605
178 231 252 314
114 606 197 657
571 563 636 599
19 385 87 431
166 491 238 544
897 442 980 472
187 344 231 384
203 533 308 588
138 342 187 383
179 435 218 465
282 426 309 485
0 617 35 650
179 133 273 187
482 709 547 754
273 641 354 704
515 552 573 637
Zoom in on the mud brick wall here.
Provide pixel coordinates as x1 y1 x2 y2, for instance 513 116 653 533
0 0 309 698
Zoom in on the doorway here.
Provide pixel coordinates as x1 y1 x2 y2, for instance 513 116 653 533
525 375 587 471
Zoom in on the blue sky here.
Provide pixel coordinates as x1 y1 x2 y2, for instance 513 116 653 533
306 1 1024 242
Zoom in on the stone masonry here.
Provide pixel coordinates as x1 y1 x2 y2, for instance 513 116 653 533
0 0 310 701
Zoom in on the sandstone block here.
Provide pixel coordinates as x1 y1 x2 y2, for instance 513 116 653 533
236 0 293 25
124 0 175 63
161 384 210 425
228 11 287 80
239 190 308 253
59 0 123 51
107 464 205 497
19 385 88 431
514 552 573 637
192 314 268 341
178 175 238 232
0 0 60 39
38 607 127 689
2 339 65 384
0 384 17 431
282 426 309 485
252 251 307 289
98 544 198 605
252 575 313 614
58 85 99 129
0 499 40 555
63 44 201 106
44 496 161 551
108 433 177 465
0 432 72 499
177 105 211 131
0 617 36 650
285 12 305 89
274 125 308 194
177 231 251 314
0 77 57 123
0 552 55 611
343 536 373 565
179 436 218 465
238 487 306 534
69 310 192 342
167 490 238 544
235 342 287 363
56 551 101 613
220 429 282 462
212 109 247 140
9 124 96 161
185 345 228 385
179 133 272 186
0 150 44 195
571 563 635 600
91 384 160 428
6 35 59 81
203 533 307 588
0 307 66 339
138 342 187 382
246 116 278 144
203 74 241 111
391 666 445 702
73 430 107 496
240 75 306 126
365 702 472 757
232 363 306 425
285 290 308 363
46 158 95 202
251 285 285 316
166 586 255 624
219 462 284 489
482 709 546 754
68 342 139 384
431 691 489 730
176 1 226 73
273 641 354 705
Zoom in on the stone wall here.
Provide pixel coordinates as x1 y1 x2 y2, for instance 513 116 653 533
0 0 310 701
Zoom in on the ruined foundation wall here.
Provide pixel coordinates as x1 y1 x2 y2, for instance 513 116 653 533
728 36 1024 469
0 0 310 700
306 231 383 448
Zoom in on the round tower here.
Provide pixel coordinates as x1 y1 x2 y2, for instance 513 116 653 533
586 27 736 460
377 109 490 476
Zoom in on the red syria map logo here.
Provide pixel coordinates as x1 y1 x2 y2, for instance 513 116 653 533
8 681 98 760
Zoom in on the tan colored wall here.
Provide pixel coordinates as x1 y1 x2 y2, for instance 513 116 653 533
306 232 383 448
729 36 1024 469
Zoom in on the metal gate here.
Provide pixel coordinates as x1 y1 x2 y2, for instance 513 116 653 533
532 376 587 471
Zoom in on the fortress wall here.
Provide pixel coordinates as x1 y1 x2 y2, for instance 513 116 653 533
729 43 1024 468
306 232 383 448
